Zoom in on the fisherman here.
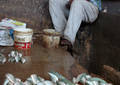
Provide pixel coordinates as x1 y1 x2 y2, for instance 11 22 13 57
49 0 102 48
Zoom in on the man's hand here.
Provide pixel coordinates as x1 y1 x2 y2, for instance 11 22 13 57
69 0 73 4
66 0 73 9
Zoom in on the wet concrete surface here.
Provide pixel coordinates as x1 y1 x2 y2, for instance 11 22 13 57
69 13 120 85
88 13 120 74
0 41 88 84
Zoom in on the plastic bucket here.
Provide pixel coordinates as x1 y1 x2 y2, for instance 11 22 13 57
42 29 60 48
13 28 33 49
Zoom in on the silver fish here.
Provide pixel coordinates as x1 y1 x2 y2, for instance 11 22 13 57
43 80 55 85
14 81 23 85
57 81 66 85
38 76 45 82
31 74 38 84
21 58 26 64
48 72 58 83
76 73 91 84
37 82 44 85
24 81 33 85
18 53 22 58
0 53 6 64
3 79 9 85
15 56 21 63
6 73 16 84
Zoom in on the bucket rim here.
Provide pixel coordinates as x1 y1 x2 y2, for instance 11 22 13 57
14 28 33 33
43 29 61 36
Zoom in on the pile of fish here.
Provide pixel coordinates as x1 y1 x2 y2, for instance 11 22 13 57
0 51 26 64
73 73 112 85
8 51 26 63
0 53 6 64
3 71 112 85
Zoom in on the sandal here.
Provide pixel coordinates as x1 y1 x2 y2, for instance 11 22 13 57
60 37 73 56
60 37 71 46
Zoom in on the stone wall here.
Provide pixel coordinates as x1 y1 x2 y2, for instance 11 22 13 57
0 0 119 30
0 0 52 29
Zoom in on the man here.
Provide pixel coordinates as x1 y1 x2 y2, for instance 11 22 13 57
49 0 101 48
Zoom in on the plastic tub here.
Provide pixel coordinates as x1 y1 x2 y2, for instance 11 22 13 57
13 28 33 49
42 29 60 48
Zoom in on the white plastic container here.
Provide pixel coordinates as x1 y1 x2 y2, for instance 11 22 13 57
13 28 33 49
42 29 60 48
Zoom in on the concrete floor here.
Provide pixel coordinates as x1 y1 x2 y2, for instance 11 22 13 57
83 13 120 84
0 41 89 85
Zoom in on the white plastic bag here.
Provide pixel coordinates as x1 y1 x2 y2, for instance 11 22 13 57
0 18 26 29
0 28 14 46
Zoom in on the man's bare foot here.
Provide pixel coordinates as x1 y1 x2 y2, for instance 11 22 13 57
60 37 73 56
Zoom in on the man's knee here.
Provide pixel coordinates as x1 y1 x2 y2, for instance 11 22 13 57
71 0 84 9
49 0 58 4
72 0 85 4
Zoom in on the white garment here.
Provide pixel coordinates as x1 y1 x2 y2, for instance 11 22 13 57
49 0 99 44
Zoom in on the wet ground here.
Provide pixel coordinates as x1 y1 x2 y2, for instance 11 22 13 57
88 13 120 74
71 12 120 85
0 41 88 84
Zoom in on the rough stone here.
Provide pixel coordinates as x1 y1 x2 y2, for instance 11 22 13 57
0 0 52 29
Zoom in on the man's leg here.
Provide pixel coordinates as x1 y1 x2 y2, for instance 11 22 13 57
49 0 68 35
64 0 99 45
